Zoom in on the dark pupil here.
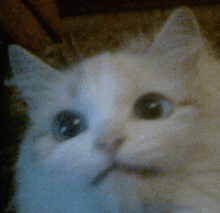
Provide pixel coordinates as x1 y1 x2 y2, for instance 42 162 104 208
54 111 87 140
59 114 81 137
134 94 163 119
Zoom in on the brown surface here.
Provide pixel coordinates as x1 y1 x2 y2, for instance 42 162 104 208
62 5 220 59
56 0 220 17
0 0 53 55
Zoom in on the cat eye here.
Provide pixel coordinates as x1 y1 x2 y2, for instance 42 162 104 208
133 93 172 120
52 110 88 141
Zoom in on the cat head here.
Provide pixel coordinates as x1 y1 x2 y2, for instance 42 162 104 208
9 7 208 181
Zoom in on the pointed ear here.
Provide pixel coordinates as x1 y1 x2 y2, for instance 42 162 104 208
150 7 203 55
8 45 59 104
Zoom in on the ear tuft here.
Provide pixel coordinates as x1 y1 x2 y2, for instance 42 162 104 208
150 7 203 55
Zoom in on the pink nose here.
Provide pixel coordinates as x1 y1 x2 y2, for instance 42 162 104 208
94 121 126 159
94 137 125 154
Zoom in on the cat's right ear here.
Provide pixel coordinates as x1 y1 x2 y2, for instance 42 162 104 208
9 44 56 78
8 45 59 104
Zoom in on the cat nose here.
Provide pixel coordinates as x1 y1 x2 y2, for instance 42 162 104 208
94 131 125 156
95 137 125 153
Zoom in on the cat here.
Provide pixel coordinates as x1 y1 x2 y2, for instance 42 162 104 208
7 7 220 212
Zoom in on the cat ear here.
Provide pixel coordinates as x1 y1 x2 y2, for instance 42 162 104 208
150 7 203 55
8 45 59 104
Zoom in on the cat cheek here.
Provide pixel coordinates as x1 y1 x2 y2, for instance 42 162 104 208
33 135 109 177
32 136 58 162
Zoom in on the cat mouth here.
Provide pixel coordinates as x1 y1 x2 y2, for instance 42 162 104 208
91 163 161 186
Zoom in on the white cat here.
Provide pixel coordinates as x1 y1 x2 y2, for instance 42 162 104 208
7 7 220 212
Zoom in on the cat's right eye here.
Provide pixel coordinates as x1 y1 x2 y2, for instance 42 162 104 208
133 93 172 120
52 110 88 141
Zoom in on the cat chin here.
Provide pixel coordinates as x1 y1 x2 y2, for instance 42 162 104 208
98 169 177 212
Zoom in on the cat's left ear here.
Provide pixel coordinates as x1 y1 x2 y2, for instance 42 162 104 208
150 7 203 55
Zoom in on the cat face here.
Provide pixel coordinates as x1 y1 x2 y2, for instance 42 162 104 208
26 51 200 172
8 7 216 213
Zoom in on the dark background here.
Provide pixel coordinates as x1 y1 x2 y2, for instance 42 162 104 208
56 0 219 16
1 0 219 212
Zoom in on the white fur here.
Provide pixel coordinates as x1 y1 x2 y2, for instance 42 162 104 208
8 7 220 212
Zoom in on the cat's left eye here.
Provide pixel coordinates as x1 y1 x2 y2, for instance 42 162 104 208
133 93 172 120
52 110 88 141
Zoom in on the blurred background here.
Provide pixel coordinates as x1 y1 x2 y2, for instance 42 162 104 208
1 0 219 212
